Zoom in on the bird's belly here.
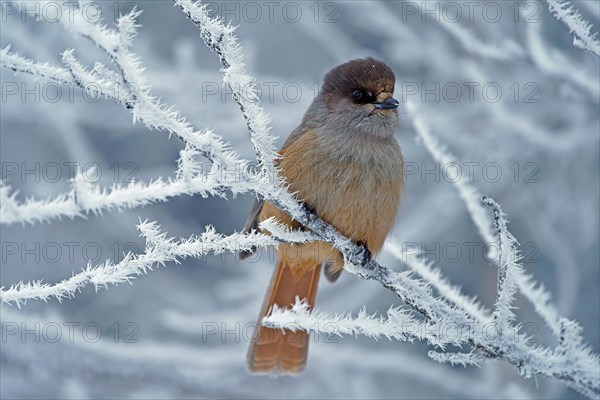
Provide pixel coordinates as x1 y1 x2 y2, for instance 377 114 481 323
299 155 403 254
278 129 403 254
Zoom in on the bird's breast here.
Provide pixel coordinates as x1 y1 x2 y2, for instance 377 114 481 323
280 130 403 253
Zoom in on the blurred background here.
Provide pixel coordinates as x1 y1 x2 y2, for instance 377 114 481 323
1 1 598 398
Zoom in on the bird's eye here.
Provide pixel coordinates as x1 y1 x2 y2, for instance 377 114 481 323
352 90 364 100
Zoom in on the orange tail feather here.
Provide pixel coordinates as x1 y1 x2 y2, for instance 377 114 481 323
247 258 321 375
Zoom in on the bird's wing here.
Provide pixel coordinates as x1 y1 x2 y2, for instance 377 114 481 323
242 197 264 234
240 123 311 259
239 198 264 260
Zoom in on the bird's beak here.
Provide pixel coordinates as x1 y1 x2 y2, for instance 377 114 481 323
373 96 399 110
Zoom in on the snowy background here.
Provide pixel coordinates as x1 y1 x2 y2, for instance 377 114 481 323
1 0 599 398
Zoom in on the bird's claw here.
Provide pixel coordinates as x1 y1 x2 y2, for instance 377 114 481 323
354 241 372 267
303 203 317 215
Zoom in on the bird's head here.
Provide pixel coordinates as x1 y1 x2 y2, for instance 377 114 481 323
320 57 399 138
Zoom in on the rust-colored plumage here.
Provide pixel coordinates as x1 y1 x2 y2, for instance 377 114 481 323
243 57 404 375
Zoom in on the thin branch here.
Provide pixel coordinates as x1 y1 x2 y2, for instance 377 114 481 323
263 299 450 348
384 242 491 324
406 99 565 338
412 2 525 60
522 10 599 99
482 196 522 325
0 145 251 226
428 350 487 367
173 0 278 173
0 221 278 307
546 0 600 56
1 7 248 185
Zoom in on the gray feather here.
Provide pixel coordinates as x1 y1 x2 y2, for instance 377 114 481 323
240 198 264 259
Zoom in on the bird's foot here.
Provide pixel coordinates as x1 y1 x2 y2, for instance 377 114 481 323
353 241 372 267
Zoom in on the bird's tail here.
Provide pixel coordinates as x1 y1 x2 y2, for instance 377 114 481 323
247 257 321 375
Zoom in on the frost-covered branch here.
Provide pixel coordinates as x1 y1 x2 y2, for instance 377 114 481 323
0 4 248 184
0 2 261 225
427 350 487 368
482 196 522 325
0 45 73 84
263 299 447 347
0 145 251 226
384 242 491 324
267 197 600 397
406 100 565 338
0 220 279 307
406 100 495 244
522 10 599 99
174 0 278 172
407 102 598 395
412 2 524 60
546 0 600 56
1 1 598 397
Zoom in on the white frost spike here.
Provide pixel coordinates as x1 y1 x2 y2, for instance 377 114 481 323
0 146 252 226
482 196 522 326
264 299 448 347
405 99 565 339
428 351 487 367
174 0 279 176
0 222 282 307
384 242 491 324
546 0 600 56
258 217 320 244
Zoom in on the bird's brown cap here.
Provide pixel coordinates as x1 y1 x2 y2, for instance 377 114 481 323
322 57 396 104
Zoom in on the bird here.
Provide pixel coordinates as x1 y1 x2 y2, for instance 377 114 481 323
241 57 404 375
